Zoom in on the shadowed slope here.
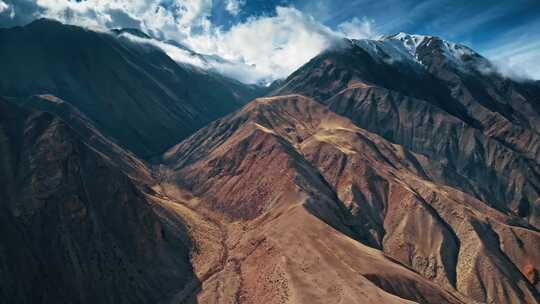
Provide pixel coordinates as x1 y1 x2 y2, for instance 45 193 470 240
0 99 197 303
0 19 264 158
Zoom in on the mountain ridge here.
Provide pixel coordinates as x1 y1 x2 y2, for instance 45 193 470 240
159 94 540 303
0 18 266 158
0 97 197 303
273 30 540 228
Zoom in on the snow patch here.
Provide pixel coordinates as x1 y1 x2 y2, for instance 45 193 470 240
351 32 489 74
352 35 424 68
389 32 430 56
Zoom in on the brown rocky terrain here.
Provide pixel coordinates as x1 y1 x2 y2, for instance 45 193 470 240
159 95 540 303
275 35 540 230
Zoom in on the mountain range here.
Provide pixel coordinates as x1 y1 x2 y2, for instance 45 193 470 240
0 19 539 304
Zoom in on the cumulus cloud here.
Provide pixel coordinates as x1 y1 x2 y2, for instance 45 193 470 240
31 0 213 41
492 55 540 81
185 6 345 83
224 0 244 16
117 6 340 84
0 1 8 12
3 1 380 83
119 32 267 83
119 33 207 68
482 31 540 81
337 17 378 40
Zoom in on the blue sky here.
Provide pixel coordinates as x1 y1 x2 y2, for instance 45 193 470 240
209 0 540 70
0 0 539 81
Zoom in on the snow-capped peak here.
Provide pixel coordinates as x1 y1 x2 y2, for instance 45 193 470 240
384 32 431 56
383 32 482 65
350 32 488 72
350 33 427 68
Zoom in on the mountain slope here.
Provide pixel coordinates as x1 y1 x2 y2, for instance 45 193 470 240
160 95 540 303
159 95 467 303
0 98 196 303
273 34 540 230
0 19 264 158
9 94 154 182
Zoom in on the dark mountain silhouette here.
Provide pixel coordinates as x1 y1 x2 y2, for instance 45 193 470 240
0 18 265 158
0 97 197 303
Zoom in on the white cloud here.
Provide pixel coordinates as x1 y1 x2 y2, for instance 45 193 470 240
491 47 540 81
27 1 379 83
482 26 540 81
0 0 14 18
209 58 268 84
119 33 208 68
119 32 267 84
0 0 9 13
225 0 244 16
193 8 378 82
33 0 213 40
173 0 213 31
185 6 347 83
337 17 378 40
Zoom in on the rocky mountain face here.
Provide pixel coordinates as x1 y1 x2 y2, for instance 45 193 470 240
275 34 540 230
157 34 540 303
1 18 539 304
0 98 196 303
160 94 540 304
0 18 264 158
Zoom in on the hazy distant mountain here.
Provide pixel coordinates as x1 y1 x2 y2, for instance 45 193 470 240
0 18 265 158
